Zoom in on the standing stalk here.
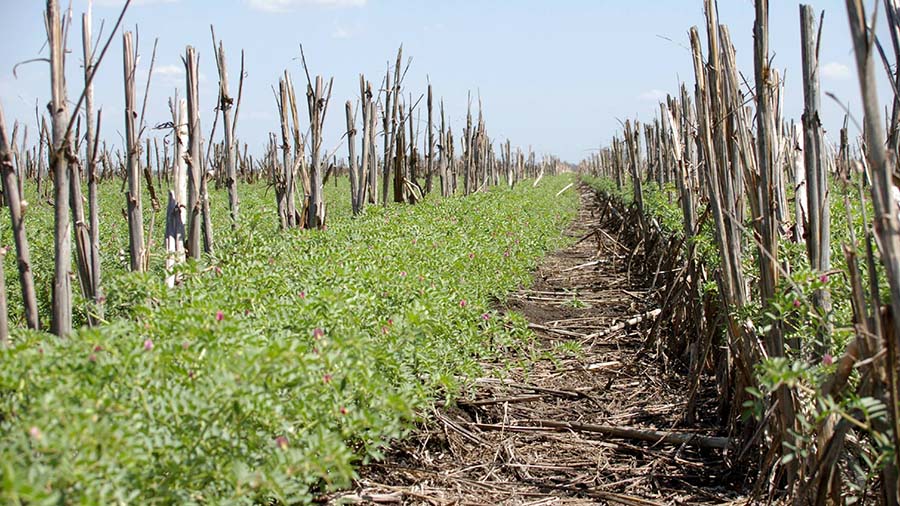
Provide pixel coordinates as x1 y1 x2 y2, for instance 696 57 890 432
48 0 73 336
123 31 144 273
82 6 102 316
213 33 239 227
0 103 38 330
184 46 202 259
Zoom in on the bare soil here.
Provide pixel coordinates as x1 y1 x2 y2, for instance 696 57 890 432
329 186 750 505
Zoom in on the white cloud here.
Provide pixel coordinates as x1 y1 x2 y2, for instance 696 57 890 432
248 0 366 12
148 64 186 87
638 89 666 102
154 64 184 77
821 62 851 80
332 26 351 39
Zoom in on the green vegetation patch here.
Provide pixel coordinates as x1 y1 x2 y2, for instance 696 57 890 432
0 175 577 504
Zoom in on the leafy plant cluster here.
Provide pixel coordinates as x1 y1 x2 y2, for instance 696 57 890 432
0 175 578 504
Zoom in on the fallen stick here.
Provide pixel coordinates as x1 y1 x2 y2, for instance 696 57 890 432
555 182 574 196
468 419 732 450
527 323 586 338
586 360 622 371
597 226 627 251
473 378 591 400
457 394 548 406
572 229 598 247
561 260 600 272
583 308 662 341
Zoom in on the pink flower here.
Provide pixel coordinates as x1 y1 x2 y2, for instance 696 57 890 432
213 266 223 276
340 406 349 415
323 373 332 384
504 250 510 258
412 238 417 245
182 342 190 350
93 345 103 352
387 319 393 326
459 299 467 308
793 300 801 308
28 426 41 441
275 435 289 450
188 370 195 380
820 274 829 283
382 326 390 334
400 271 407 277
312 328 325 340
143 339 154 351
215 310 224 321
299 291 306 299
468 253 475 259
482 313 491 321
88 353 97 363
823 354 834 366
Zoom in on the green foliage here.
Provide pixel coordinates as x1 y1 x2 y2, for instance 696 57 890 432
0 175 578 504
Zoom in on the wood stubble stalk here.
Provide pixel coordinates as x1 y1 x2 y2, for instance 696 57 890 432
754 0 799 487
275 78 291 228
123 31 144 273
306 75 332 229
800 4 832 352
845 1 900 502
48 0 73 336
0 246 7 345
464 96 473 196
623 120 644 219
213 32 239 227
82 6 102 316
426 83 434 194
368 88 377 206
285 72 302 227
440 100 449 196
886 0 900 156
0 103 38 330
165 96 187 288
360 77 376 206
345 100 360 215
199 141 214 254
184 46 202 258
357 76 368 209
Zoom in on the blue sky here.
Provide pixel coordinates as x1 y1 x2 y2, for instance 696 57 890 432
0 0 892 162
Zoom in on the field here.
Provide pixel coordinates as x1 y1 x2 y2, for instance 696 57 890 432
3 0 900 504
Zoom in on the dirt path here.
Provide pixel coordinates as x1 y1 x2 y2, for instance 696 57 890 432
333 186 748 505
